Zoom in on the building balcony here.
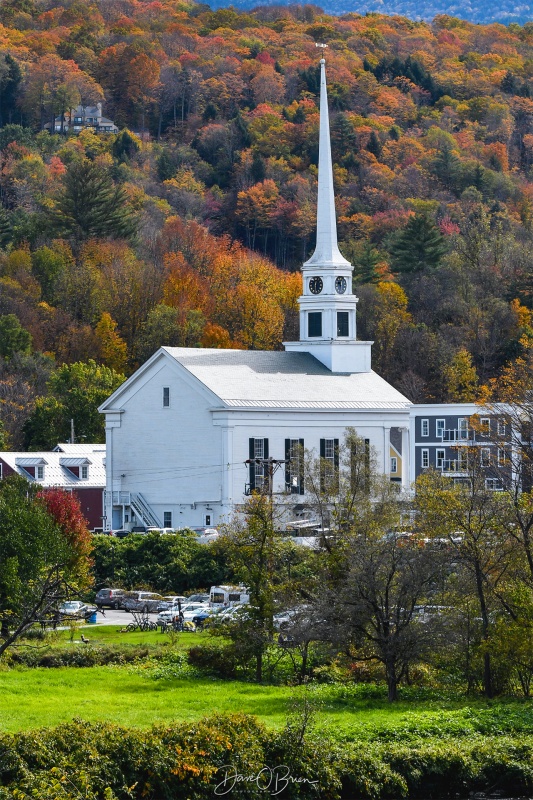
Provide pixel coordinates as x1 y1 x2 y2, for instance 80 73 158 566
442 428 474 442
439 459 468 474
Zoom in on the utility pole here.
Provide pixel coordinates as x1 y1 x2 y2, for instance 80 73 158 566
245 457 287 500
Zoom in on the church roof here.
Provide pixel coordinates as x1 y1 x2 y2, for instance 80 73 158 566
163 348 410 410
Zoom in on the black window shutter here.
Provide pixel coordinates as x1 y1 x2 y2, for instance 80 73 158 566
285 439 290 488
350 440 357 494
365 439 370 491
299 438 305 494
249 438 255 491
334 439 340 469
320 439 325 491
263 438 269 459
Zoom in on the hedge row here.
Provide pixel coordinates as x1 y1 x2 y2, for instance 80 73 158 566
1 714 533 799
7 644 163 668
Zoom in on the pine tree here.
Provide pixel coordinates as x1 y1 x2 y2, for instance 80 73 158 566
392 214 448 274
52 160 137 241
352 241 381 284
367 130 382 160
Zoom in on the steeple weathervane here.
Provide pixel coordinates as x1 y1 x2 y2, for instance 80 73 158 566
305 48 351 268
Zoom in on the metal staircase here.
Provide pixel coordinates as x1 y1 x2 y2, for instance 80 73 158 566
130 493 161 528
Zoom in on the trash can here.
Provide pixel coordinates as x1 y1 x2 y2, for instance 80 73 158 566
87 611 97 624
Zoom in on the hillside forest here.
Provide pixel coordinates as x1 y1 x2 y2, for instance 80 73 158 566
1 1 533 447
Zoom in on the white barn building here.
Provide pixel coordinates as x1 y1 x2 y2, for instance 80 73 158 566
99 57 412 532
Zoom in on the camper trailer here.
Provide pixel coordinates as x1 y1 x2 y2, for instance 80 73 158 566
209 585 250 609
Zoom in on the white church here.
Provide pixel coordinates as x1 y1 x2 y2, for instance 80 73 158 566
99 57 412 532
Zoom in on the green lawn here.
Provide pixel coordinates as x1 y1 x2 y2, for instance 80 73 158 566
0 668 294 732
2 656 533 739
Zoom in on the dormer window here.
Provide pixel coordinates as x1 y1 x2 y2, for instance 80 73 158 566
36 466 44 481
81 465 88 480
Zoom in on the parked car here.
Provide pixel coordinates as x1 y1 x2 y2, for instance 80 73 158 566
113 530 130 539
191 607 222 628
95 588 126 610
131 526 147 534
156 602 208 626
187 593 210 603
156 595 187 612
59 600 89 617
122 592 164 613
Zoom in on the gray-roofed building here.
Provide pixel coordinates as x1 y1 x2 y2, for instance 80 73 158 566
0 444 106 530
49 103 119 134
99 56 411 532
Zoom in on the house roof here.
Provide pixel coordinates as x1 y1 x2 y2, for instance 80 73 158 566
162 348 410 410
1 444 105 488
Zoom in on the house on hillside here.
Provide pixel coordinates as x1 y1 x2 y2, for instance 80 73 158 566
99 56 412 532
49 103 118 134
0 443 106 530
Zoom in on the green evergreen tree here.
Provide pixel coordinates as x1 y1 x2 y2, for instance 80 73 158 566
351 240 382 284
112 129 140 163
392 214 448 274
52 160 137 241
433 143 462 194
0 54 22 127
156 148 177 181
0 314 31 359
367 130 382 160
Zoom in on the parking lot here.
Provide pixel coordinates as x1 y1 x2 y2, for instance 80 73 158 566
85 608 160 627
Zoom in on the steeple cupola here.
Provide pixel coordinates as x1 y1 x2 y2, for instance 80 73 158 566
284 56 373 373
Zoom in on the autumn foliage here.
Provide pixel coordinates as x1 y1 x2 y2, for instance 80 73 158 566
37 488 92 577
2 2 533 443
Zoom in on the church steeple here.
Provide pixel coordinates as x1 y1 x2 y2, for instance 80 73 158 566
284 53 373 374
304 57 351 269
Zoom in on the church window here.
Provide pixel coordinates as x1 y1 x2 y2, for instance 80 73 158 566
248 438 269 492
320 438 339 491
337 312 349 337
421 449 429 469
285 439 304 494
421 419 429 437
163 387 170 407
164 511 172 527
308 312 322 338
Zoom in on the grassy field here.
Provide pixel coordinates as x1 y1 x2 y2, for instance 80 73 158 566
3 654 533 740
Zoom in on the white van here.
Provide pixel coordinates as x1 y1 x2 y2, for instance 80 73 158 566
209 585 250 609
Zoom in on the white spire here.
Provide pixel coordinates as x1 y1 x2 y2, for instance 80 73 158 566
304 58 351 269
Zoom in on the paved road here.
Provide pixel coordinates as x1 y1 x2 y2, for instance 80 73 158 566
85 608 160 627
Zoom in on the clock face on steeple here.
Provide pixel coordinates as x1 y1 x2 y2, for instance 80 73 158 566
335 276 347 294
309 276 323 294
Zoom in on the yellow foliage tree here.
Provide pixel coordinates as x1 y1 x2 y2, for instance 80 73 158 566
94 312 128 372
443 348 479 402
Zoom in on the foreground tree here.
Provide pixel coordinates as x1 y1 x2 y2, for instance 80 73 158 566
0 477 92 657
415 457 516 697
329 530 446 701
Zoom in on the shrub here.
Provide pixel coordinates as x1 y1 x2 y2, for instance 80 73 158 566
187 643 239 678
8 644 158 668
